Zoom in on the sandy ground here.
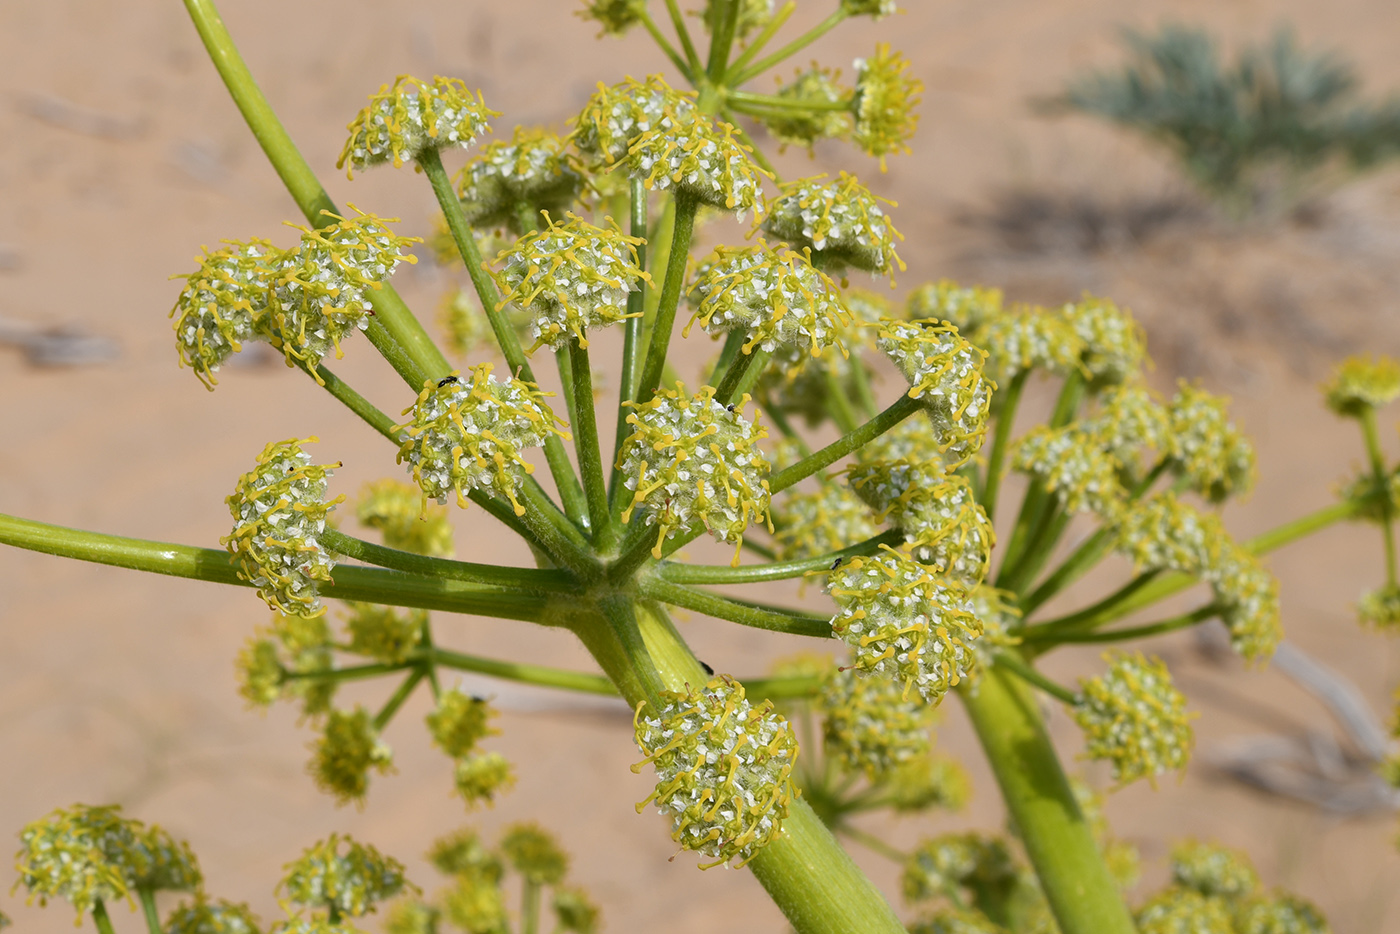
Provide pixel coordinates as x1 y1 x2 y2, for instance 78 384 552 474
3 1 1400 931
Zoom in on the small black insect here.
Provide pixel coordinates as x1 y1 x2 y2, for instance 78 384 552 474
831 558 843 569
699 659 715 675
437 375 460 388
726 404 736 413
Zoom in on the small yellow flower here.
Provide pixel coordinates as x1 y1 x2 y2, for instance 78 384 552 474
852 44 922 170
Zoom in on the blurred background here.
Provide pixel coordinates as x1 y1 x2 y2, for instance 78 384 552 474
2 0 1400 931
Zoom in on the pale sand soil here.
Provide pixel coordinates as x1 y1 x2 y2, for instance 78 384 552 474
3 1 1400 931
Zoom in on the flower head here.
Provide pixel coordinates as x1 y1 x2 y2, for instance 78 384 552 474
617 385 771 561
265 211 418 374
343 603 424 665
852 44 922 170
356 478 454 558
309 707 394 806
1234 893 1330 934
842 0 898 18
1166 382 1256 503
827 545 983 703
627 111 769 218
551 888 600 934
237 636 287 707
499 823 568 886
438 288 496 358
166 895 264 934
170 239 283 388
1014 424 1127 520
906 909 1004 934
755 66 854 154
1170 840 1259 900
686 242 851 357
1074 651 1194 786
1061 295 1147 386
877 319 993 467
395 364 566 516
1359 583 1400 630
1213 548 1281 663
632 676 798 868
847 461 992 585
339 76 494 176
16 805 143 917
426 689 499 759
818 668 933 777
576 0 647 36
571 75 695 166
454 752 516 810
761 172 903 278
456 127 584 235
901 833 1017 905
1323 354 1400 417
885 755 972 814
279 835 409 918
224 438 342 618
906 280 1003 336
1086 381 1171 466
979 309 1085 380
441 872 506 934
382 901 439 934
1115 493 1231 577
698 0 774 39
129 825 201 893
770 481 879 561
494 213 647 350
1134 887 1235 934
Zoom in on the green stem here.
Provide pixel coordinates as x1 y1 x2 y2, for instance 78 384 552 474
771 394 921 494
319 528 577 592
657 529 904 584
305 362 400 440
417 146 589 529
638 10 695 82
514 481 604 581
715 347 772 407
283 661 407 684
636 194 699 406
569 338 614 549
728 90 853 112
663 0 705 75
0 513 552 622
1001 504 1070 597
427 647 617 696
639 577 832 637
731 9 848 86
373 667 425 729
959 668 1136 934
993 652 1078 704
838 824 908 864
708 329 747 388
91 900 117 934
1362 408 1397 587
610 176 650 503
848 356 879 421
822 365 860 433
522 879 541 934
706 0 741 80
1027 604 1219 647
724 1 795 78
138 889 163 934
741 674 825 701
981 370 1028 519
182 0 446 389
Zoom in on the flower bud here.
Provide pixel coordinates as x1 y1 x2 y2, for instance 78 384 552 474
1323 354 1400 417
852 44 922 170
901 833 1016 905
357 478 455 558
499 823 568 885
1359 583 1400 630
818 668 933 777
551 887 600 934
1234 893 1329 934
906 280 1003 336
309 708 394 806
1166 381 1256 503
755 67 854 154
224 439 342 618
761 172 903 277
165 895 263 934
454 752 516 810
1013 424 1127 521
265 211 418 375
571 75 695 167
344 603 425 664
278 834 409 918
1134 887 1235 934
576 0 647 36
618 385 771 561
686 242 850 356
1061 295 1147 386
494 213 647 350
877 319 993 467
395 364 566 516
770 481 879 561
627 111 769 219
170 239 283 388
1170 840 1259 900
426 689 499 759
457 127 584 236
632 676 798 868
340 76 494 176
980 308 1085 380
827 545 983 703
1073 651 1194 787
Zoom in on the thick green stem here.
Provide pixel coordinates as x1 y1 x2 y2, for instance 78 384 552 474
730 9 848 86
514 481 604 581
1362 408 1397 586
570 338 615 549
182 0 446 389
982 369 1028 518
91 900 117 934
417 146 589 529
0 513 552 622
138 889 163 934
636 195 699 406
657 529 904 584
705 0 741 80
959 668 1136 934
771 394 922 494
522 879 542 934
319 528 577 593
639 577 832 638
